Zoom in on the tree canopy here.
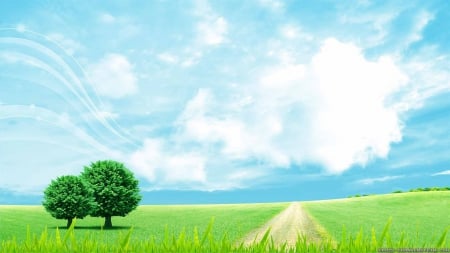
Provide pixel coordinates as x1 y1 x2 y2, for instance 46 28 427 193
42 175 95 228
81 160 141 228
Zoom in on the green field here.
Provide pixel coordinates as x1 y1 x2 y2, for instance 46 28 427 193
0 203 288 244
1 192 449 252
302 191 450 246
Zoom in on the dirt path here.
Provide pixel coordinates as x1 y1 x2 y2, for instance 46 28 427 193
239 202 323 247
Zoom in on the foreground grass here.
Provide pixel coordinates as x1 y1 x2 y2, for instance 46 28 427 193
0 203 288 244
302 191 450 246
1 217 448 252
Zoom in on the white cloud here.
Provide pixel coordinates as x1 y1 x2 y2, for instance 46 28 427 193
177 89 290 167
129 138 207 185
129 136 267 191
181 49 203 67
197 16 228 45
302 38 408 172
357 175 403 185
151 0 227 69
398 47 450 113
88 54 138 98
432 170 450 176
339 10 399 47
177 89 249 157
194 0 228 46
404 11 434 46
339 7 434 50
130 38 415 189
178 39 408 173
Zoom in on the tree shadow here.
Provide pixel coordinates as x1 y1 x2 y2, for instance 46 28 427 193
48 225 133 230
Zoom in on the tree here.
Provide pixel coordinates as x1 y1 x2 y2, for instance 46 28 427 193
42 175 95 228
81 160 141 228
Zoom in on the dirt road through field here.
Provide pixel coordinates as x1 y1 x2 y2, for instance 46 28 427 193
239 202 323 247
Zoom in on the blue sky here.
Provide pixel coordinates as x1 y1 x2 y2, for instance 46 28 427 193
0 0 449 204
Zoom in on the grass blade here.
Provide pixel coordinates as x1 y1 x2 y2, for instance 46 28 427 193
258 227 271 248
38 226 48 246
63 218 76 245
378 217 392 248
201 217 215 246
370 226 377 249
121 227 134 250
193 226 200 247
55 226 62 247
436 226 448 248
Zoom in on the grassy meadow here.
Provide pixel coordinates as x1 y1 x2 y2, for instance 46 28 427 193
0 203 288 244
302 191 450 246
1 192 449 252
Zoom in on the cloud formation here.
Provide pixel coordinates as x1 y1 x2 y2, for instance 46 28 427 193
129 38 411 188
129 138 207 186
297 38 408 172
3 1 448 198
88 54 138 98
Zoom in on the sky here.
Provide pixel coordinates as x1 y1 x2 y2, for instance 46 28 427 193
0 0 449 204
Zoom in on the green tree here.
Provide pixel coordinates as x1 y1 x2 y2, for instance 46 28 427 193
81 160 141 228
42 175 95 228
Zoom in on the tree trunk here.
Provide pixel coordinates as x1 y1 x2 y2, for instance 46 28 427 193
104 215 112 228
67 217 73 228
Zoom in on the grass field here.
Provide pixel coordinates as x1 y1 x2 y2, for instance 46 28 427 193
302 191 450 246
1 192 449 252
0 203 288 244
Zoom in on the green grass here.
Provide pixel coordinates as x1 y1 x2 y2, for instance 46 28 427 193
302 191 450 246
1 192 449 252
0 203 288 244
1 216 448 252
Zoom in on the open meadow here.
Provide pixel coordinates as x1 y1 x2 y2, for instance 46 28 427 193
0 192 448 252
303 191 450 246
0 202 288 244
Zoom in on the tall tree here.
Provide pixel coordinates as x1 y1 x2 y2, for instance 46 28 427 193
81 160 141 228
42 175 95 228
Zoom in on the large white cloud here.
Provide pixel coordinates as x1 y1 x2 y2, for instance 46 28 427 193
129 38 411 189
300 38 408 172
183 38 408 174
88 53 138 98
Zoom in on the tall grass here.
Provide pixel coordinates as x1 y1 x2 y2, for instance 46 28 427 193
1 218 448 252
